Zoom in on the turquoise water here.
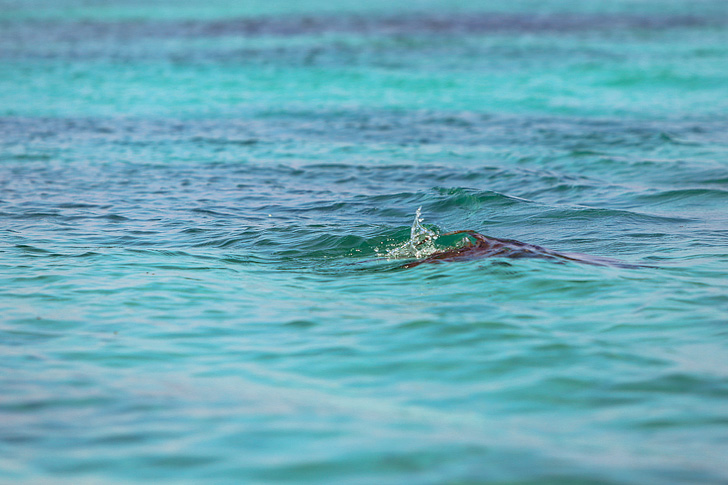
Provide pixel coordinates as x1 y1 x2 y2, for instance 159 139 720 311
2 0 728 483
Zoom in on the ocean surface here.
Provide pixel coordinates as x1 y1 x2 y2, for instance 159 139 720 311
2 0 728 483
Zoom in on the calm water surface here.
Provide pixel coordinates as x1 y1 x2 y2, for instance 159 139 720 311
2 0 728 483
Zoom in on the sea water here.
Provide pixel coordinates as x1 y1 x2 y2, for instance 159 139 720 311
1 0 728 483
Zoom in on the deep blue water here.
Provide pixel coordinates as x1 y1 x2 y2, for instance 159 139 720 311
2 1 728 483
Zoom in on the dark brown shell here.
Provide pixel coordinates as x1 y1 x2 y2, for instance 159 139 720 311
401 230 640 269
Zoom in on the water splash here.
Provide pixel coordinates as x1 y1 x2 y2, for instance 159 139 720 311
384 207 441 259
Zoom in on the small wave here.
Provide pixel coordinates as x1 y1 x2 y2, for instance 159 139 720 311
429 188 536 211
57 203 107 209
635 188 728 206
527 206 695 224
192 236 245 249
189 136 259 146
94 214 130 222
14 244 54 255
